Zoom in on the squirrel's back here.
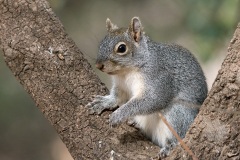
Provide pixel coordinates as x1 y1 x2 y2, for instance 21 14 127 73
142 41 208 104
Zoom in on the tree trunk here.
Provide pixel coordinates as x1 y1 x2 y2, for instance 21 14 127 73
0 0 239 160
167 24 240 160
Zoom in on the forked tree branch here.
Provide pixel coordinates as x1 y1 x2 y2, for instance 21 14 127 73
0 0 159 159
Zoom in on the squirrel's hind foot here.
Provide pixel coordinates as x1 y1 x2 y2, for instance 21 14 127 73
158 141 177 159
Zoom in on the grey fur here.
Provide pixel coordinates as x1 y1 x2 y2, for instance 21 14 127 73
87 17 208 158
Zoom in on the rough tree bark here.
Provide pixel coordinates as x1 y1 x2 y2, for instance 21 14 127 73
0 0 159 159
169 25 240 159
0 0 239 160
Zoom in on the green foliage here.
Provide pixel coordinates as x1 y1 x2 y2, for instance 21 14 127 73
184 0 239 61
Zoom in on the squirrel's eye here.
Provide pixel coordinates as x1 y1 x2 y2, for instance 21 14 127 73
115 42 128 55
117 44 126 53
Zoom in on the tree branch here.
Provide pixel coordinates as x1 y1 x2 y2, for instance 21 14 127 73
0 0 159 159
167 23 240 159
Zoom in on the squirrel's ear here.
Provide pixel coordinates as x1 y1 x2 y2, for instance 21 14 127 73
129 17 143 42
106 18 118 32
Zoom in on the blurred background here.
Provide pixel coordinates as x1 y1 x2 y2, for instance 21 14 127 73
0 0 239 159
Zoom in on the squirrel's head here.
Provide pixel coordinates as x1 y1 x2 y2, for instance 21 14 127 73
96 17 147 75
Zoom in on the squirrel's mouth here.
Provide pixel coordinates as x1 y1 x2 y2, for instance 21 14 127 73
97 67 118 75
106 71 116 75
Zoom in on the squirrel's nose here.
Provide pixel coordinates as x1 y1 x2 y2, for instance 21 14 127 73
96 63 104 70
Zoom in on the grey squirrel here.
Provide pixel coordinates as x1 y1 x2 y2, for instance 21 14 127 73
87 17 208 157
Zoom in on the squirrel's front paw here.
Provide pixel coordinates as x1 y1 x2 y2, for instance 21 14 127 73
86 95 118 115
109 110 124 128
86 95 107 115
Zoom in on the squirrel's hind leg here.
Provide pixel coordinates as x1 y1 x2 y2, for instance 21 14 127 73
132 113 177 158
158 101 199 158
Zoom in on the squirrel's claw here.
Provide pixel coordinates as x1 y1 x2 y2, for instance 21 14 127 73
158 142 176 159
86 101 105 115
86 96 106 115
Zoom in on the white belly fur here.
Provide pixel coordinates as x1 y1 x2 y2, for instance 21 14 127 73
113 69 144 99
134 113 172 147
113 69 172 147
